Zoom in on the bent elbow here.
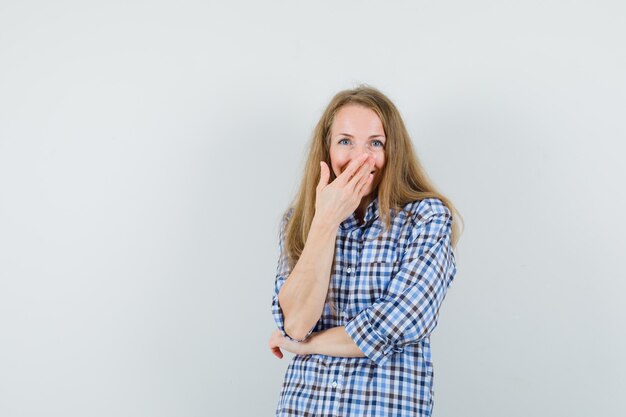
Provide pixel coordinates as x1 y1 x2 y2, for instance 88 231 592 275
284 318 313 342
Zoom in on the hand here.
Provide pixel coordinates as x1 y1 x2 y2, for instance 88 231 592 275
315 153 375 227
269 329 313 359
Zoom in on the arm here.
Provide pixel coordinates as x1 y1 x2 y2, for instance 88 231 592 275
307 326 366 357
272 154 375 342
271 210 338 342
269 326 365 358
344 202 458 366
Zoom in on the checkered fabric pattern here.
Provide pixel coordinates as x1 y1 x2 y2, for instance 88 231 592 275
272 197 457 417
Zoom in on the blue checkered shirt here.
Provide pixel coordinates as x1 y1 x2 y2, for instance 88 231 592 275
272 197 457 417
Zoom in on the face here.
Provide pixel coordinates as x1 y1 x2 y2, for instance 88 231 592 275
329 104 386 197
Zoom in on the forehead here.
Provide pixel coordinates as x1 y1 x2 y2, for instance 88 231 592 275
331 104 384 135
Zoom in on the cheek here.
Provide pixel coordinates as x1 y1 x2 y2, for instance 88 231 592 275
329 150 348 170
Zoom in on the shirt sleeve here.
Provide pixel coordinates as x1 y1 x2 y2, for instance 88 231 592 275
344 205 457 366
271 208 317 342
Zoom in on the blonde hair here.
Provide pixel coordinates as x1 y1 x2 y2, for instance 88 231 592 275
282 85 464 311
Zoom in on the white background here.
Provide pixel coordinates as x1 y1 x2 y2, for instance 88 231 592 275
1 1 624 416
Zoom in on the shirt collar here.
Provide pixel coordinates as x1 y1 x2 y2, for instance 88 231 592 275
339 195 380 231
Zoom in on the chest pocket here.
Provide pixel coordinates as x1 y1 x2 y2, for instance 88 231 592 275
347 260 398 315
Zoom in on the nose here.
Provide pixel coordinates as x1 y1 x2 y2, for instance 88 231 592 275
350 146 376 164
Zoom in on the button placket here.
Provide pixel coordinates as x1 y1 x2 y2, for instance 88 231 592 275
342 223 363 325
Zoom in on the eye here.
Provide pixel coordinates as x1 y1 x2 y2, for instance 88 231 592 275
371 139 384 148
338 138 350 145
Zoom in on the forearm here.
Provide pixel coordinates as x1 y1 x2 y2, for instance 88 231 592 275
307 326 366 358
278 216 338 340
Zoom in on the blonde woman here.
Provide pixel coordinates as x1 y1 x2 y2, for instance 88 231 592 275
269 85 462 417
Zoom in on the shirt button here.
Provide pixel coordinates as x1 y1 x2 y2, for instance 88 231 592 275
331 381 338 388
346 267 352 273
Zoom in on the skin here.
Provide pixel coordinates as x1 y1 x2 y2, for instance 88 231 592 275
269 104 387 360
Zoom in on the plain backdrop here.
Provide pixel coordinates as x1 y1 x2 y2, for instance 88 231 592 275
1 1 624 416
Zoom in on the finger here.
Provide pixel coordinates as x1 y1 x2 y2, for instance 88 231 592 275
271 346 283 359
356 171 374 196
268 334 284 359
317 161 330 189
348 158 374 191
336 153 370 185
271 346 284 359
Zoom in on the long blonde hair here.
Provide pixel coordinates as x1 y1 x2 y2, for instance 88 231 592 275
281 85 463 312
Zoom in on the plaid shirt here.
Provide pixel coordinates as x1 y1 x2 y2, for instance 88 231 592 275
272 197 457 417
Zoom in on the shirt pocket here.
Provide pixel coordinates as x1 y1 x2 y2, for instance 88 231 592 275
360 233 398 264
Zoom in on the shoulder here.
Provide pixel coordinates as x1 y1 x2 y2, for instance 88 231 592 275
283 207 295 220
402 198 451 224
400 198 453 246
279 207 295 232
283 207 295 222
393 198 453 255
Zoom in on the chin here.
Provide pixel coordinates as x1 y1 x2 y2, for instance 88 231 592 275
362 185 376 198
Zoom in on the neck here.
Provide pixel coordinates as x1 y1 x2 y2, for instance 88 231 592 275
355 195 374 224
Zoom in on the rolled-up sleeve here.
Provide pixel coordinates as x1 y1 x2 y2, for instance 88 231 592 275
271 209 316 342
345 206 457 366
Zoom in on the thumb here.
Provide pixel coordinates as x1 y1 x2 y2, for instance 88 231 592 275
318 161 330 188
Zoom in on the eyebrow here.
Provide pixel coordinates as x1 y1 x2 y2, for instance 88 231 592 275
338 133 386 139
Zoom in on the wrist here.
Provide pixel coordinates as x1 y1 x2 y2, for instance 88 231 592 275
311 215 339 233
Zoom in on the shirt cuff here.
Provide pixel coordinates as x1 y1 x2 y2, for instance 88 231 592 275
344 309 404 366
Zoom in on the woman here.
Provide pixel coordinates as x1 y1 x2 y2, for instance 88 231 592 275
268 85 462 417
